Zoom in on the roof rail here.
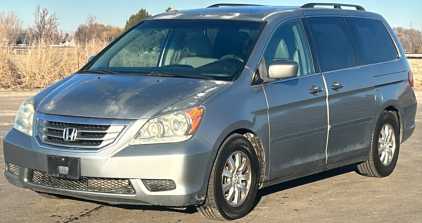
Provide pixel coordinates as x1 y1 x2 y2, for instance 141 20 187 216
208 3 263 8
301 3 365 11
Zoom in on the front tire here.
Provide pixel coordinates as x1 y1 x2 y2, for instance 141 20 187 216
357 111 400 177
197 134 259 220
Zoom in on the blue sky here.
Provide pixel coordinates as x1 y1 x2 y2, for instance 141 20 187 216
2 0 421 32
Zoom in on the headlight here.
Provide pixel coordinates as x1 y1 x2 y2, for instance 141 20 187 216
131 107 205 145
13 97 35 136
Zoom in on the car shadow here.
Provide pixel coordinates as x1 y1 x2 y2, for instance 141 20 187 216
62 197 198 214
63 164 358 215
251 164 359 209
111 204 199 214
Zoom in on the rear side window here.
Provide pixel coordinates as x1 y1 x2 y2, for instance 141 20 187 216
346 18 398 65
307 17 357 72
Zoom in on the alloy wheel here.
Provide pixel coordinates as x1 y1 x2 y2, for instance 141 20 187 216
221 151 252 207
378 123 396 166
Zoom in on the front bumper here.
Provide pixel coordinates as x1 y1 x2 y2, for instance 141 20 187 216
3 128 213 206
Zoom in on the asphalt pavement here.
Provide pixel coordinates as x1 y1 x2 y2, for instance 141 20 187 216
0 91 421 223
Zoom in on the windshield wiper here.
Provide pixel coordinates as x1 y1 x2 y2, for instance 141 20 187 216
83 69 119 75
147 72 215 80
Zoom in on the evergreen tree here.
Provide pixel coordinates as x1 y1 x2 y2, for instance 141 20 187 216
124 8 151 31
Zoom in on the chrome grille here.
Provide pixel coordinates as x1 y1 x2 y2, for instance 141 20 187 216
27 169 136 194
37 119 125 150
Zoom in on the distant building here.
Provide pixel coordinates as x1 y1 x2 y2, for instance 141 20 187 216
15 33 29 46
67 38 76 47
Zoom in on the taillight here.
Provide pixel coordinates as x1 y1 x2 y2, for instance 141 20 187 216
408 71 414 87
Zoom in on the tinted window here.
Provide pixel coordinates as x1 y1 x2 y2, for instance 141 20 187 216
346 18 398 65
263 20 314 76
307 17 357 72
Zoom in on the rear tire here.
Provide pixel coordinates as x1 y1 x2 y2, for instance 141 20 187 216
357 111 400 177
197 134 259 220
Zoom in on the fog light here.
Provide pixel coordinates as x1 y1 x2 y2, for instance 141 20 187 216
142 179 176 192
6 163 21 176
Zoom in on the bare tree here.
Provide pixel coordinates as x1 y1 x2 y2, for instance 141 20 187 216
394 27 410 52
394 26 422 53
96 23 123 42
29 6 60 44
408 29 422 53
74 16 102 46
74 16 123 46
0 11 23 46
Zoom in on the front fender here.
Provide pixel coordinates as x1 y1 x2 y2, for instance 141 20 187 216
195 83 270 189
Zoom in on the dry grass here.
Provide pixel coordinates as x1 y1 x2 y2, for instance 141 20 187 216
409 59 422 90
0 41 108 90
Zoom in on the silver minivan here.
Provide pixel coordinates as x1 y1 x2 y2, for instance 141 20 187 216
3 3 417 220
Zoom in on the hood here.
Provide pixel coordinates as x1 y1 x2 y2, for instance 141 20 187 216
36 74 231 119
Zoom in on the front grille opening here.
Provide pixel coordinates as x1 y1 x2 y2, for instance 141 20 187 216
6 163 20 176
142 179 176 192
80 132 107 138
46 136 102 146
47 128 63 134
27 169 136 194
47 121 110 131
37 118 126 150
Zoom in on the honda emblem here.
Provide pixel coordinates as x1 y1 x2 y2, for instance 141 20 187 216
63 128 78 142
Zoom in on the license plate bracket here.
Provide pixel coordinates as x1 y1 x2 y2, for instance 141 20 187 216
47 156 80 180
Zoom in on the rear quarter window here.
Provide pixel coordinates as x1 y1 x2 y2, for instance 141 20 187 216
346 18 398 65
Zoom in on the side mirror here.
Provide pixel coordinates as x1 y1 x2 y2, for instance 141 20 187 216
268 60 298 79
88 54 97 62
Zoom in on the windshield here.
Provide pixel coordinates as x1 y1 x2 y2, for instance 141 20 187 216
88 20 265 81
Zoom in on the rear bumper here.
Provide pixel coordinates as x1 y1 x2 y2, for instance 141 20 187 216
3 128 213 206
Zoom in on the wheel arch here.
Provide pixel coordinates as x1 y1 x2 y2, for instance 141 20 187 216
206 127 268 190
380 103 403 142
233 129 267 188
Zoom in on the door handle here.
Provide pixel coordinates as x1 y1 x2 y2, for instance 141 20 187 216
331 82 344 91
309 85 323 95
